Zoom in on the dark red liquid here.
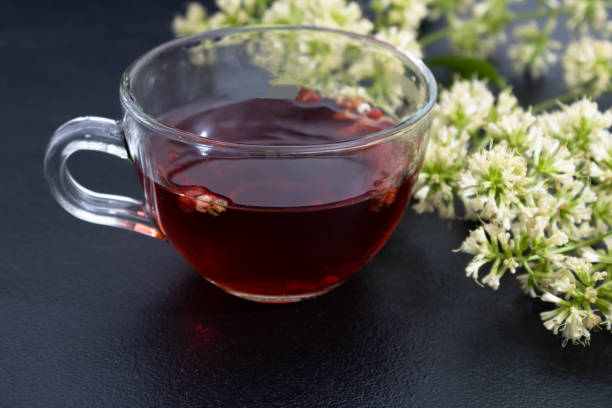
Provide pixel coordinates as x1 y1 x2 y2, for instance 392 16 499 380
145 96 417 300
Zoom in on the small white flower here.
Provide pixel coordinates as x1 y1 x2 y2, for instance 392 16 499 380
583 311 602 330
564 256 593 275
548 270 576 294
465 253 489 279
263 0 290 21
460 223 517 288
372 0 430 31
542 305 591 344
484 222 511 249
460 226 489 255
458 143 532 227
589 131 612 189
600 301 612 330
541 307 570 334
576 221 599 240
562 37 612 96
494 88 522 117
555 181 597 233
579 247 601 263
584 287 598 303
527 134 576 186
216 0 243 14
562 307 590 345
542 292 563 304
592 271 608 281
589 130 612 163
486 110 536 152
542 0 561 9
517 273 537 297
503 257 519 274
172 3 211 36
482 270 502 290
548 229 569 247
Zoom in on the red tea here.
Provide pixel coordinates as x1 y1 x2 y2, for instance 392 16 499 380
144 94 418 300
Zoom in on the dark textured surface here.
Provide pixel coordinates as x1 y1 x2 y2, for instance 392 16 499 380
2 1 611 407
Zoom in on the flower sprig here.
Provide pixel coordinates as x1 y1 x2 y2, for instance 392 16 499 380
414 80 612 345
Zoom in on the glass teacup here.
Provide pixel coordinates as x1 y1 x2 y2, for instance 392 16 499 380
44 26 437 302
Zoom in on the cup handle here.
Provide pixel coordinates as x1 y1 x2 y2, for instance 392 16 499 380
44 116 164 239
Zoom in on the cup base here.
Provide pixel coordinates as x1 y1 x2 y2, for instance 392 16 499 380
206 280 343 303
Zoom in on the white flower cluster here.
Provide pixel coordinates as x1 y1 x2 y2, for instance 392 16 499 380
173 0 374 36
370 0 429 58
413 79 495 218
447 0 517 58
428 0 474 20
436 0 612 92
371 0 430 31
172 3 211 36
414 77 612 345
375 26 423 59
562 37 612 97
262 0 374 34
562 0 609 33
508 20 561 78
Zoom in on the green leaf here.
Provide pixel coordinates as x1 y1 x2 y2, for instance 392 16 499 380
426 55 507 88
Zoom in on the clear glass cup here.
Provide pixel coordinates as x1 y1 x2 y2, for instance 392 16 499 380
44 26 437 303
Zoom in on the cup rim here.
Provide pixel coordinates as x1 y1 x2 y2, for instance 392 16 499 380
120 25 437 153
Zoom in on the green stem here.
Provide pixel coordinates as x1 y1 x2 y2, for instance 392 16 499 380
532 89 588 113
550 230 612 255
470 135 492 154
512 9 551 21
593 254 612 264
522 230 612 262
419 26 451 46
533 86 612 113
418 7 572 47
523 260 535 275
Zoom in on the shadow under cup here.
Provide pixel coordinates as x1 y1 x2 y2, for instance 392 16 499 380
47 26 437 303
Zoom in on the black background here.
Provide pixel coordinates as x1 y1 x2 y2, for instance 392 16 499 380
2 1 611 406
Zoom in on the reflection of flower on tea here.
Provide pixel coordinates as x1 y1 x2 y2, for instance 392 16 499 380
369 135 424 213
195 194 228 216
246 31 413 122
178 187 228 216
370 181 399 212
173 2 425 123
